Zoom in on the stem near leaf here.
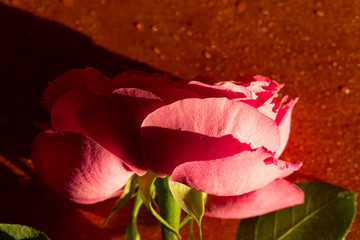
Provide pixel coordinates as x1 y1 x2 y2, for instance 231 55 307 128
155 177 182 240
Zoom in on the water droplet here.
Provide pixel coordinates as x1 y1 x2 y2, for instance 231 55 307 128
236 1 247 13
337 192 346 198
89 10 96 17
261 9 270 15
203 51 211 59
171 34 180 41
339 86 350 94
315 10 325 17
151 25 159 32
152 47 161 55
134 22 143 30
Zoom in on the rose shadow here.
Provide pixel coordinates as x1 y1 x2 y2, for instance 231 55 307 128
0 3 164 239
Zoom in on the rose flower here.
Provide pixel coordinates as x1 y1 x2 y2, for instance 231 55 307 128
31 67 303 218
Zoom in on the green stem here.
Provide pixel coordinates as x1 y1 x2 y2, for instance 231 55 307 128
126 193 143 240
155 177 181 240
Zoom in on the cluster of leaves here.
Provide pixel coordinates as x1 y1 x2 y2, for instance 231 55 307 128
1 181 356 240
103 173 207 240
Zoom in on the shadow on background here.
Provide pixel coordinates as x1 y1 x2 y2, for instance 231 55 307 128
0 4 160 239
0 2 160 158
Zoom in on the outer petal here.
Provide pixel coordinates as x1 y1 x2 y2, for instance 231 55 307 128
42 67 112 111
141 98 280 176
112 70 172 89
275 98 298 158
31 131 134 204
145 87 201 104
170 147 301 196
185 81 251 99
235 75 284 106
205 179 304 219
51 88 164 174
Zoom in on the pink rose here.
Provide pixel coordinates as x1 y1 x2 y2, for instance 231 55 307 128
31 67 303 217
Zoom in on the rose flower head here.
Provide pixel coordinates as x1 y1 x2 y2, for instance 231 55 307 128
31 67 303 218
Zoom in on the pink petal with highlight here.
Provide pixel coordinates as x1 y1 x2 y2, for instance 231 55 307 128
205 179 304 219
275 98 298 157
170 148 301 196
51 88 164 174
143 97 280 148
31 131 134 204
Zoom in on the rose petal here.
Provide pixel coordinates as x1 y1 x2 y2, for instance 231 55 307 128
31 131 134 204
170 147 301 196
142 127 252 176
42 67 112 111
112 70 172 89
141 98 280 169
145 87 201 104
256 103 277 120
275 98 298 158
51 88 164 174
235 75 284 105
205 179 304 219
185 81 251 99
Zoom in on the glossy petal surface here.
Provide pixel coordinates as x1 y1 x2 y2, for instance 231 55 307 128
142 98 281 176
170 148 301 196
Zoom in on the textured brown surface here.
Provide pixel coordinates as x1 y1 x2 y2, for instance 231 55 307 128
0 0 359 239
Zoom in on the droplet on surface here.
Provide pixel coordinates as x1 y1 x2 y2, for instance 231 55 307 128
236 1 247 13
134 22 143 30
152 47 161 54
339 86 350 94
89 10 96 17
151 25 159 32
261 9 270 15
203 51 211 59
315 10 325 17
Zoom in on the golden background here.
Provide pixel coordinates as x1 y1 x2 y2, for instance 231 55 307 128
0 0 359 239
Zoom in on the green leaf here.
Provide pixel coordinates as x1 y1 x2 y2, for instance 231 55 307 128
169 181 207 224
138 172 180 238
0 223 50 240
126 192 143 240
102 175 138 228
236 181 357 240
169 181 207 239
